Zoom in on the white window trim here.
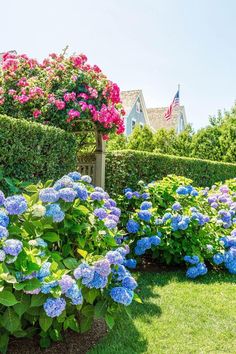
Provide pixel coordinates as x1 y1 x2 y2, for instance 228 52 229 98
131 118 136 131
136 101 141 113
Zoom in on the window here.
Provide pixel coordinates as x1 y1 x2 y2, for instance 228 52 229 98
136 101 141 113
140 122 144 128
131 118 136 131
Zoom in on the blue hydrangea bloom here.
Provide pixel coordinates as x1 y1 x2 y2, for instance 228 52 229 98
126 220 140 233
94 208 107 220
3 239 23 256
58 188 77 202
110 207 121 217
123 258 137 269
45 203 65 223
73 183 88 200
74 263 95 282
68 171 81 181
39 188 59 203
138 210 152 222
184 255 200 265
37 262 51 280
0 191 5 206
0 250 6 262
197 263 208 275
141 192 150 199
186 266 199 279
125 191 133 199
133 191 141 198
44 297 66 318
65 283 83 305
213 253 224 265
41 281 58 294
112 264 129 281
4 195 27 215
94 259 111 277
0 226 8 239
140 201 152 210
0 211 9 228
176 186 188 195
110 287 134 306
58 275 75 293
86 271 108 289
124 188 132 194
172 202 181 211
190 190 199 197
116 245 130 257
162 212 172 222
122 276 137 290
81 175 92 184
149 235 161 246
106 251 124 265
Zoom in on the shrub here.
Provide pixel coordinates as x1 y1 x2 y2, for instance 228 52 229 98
105 150 236 195
0 51 125 138
0 172 138 353
118 175 236 278
0 114 78 184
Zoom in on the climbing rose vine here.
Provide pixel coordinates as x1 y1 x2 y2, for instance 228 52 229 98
0 51 125 139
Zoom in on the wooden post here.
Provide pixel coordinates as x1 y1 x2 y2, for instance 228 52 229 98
95 132 105 188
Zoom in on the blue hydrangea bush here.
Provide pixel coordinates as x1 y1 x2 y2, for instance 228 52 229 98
0 172 138 353
120 175 236 278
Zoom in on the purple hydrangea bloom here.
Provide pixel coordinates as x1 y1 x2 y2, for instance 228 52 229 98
4 195 27 215
106 251 124 265
58 188 77 202
44 297 66 318
81 175 92 184
94 259 111 277
0 191 5 206
74 263 95 282
110 207 121 218
58 275 76 293
0 211 9 228
122 276 137 291
116 245 130 257
94 208 107 220
39 188 59 203
141 193 150 199
133 191 141 198
90 192 104 201
104 218 117 229
54 176 74 190
211 202 218 209
108 199 117 207
220 185 229 194
110 287 134 306
73 183 88 200
68 171 81 181
3 239 23 256
125 192 133 199
140 201 152 210
0 226 8 239
41 281 58 294
45 203 65 223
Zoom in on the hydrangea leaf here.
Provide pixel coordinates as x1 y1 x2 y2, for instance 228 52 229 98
0 291 19 306
39 312 53 332
2 308 21 333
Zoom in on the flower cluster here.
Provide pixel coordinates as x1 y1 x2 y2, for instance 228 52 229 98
0 51 125 138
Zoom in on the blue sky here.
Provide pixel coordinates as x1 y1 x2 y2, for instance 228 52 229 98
1 0 236 130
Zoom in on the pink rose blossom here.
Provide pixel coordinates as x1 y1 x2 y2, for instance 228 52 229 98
55 99 66 110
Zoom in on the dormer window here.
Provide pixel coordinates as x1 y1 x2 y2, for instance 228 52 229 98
131 118 136 130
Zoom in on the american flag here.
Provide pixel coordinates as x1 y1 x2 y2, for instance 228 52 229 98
164 90 180 120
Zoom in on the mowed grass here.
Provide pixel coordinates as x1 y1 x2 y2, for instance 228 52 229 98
89 271 236 354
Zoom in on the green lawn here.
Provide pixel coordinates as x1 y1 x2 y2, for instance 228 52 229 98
89 271 236 354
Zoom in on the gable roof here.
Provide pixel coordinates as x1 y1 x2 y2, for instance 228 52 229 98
121 89 153 130
147 106 186 131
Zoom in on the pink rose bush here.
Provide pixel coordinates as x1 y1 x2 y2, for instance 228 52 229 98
0 51 125 139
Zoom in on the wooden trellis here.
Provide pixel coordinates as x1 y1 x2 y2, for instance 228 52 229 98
74 121 105 188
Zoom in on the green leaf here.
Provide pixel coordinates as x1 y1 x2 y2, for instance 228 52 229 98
23 278 41 291
105 313 115 329
24 184 39 193
14 293 30 316
40 336 51 348
133 293 143 304
67 316 80 332
39 312 53 332
83 288 99 305
0 333 9 354
43 232 60 242
31 293 47 307
77 205 90 215
63 257 78 269
79 315 93 333
94 300 107 318
2 308 21 333
0 290 19 306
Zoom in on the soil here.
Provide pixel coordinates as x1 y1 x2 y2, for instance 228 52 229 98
8 319 107 354
135 256 185 273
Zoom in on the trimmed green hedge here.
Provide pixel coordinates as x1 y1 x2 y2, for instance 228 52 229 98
0 114 78 183
105 150 236 194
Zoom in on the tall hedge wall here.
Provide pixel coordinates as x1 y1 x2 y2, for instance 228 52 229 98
105 150 236 195
0 114 78 182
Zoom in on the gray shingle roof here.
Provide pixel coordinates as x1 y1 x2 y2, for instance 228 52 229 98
120 90 141 116
147 106 186 131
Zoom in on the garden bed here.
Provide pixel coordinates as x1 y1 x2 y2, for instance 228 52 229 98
8 320 107 354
